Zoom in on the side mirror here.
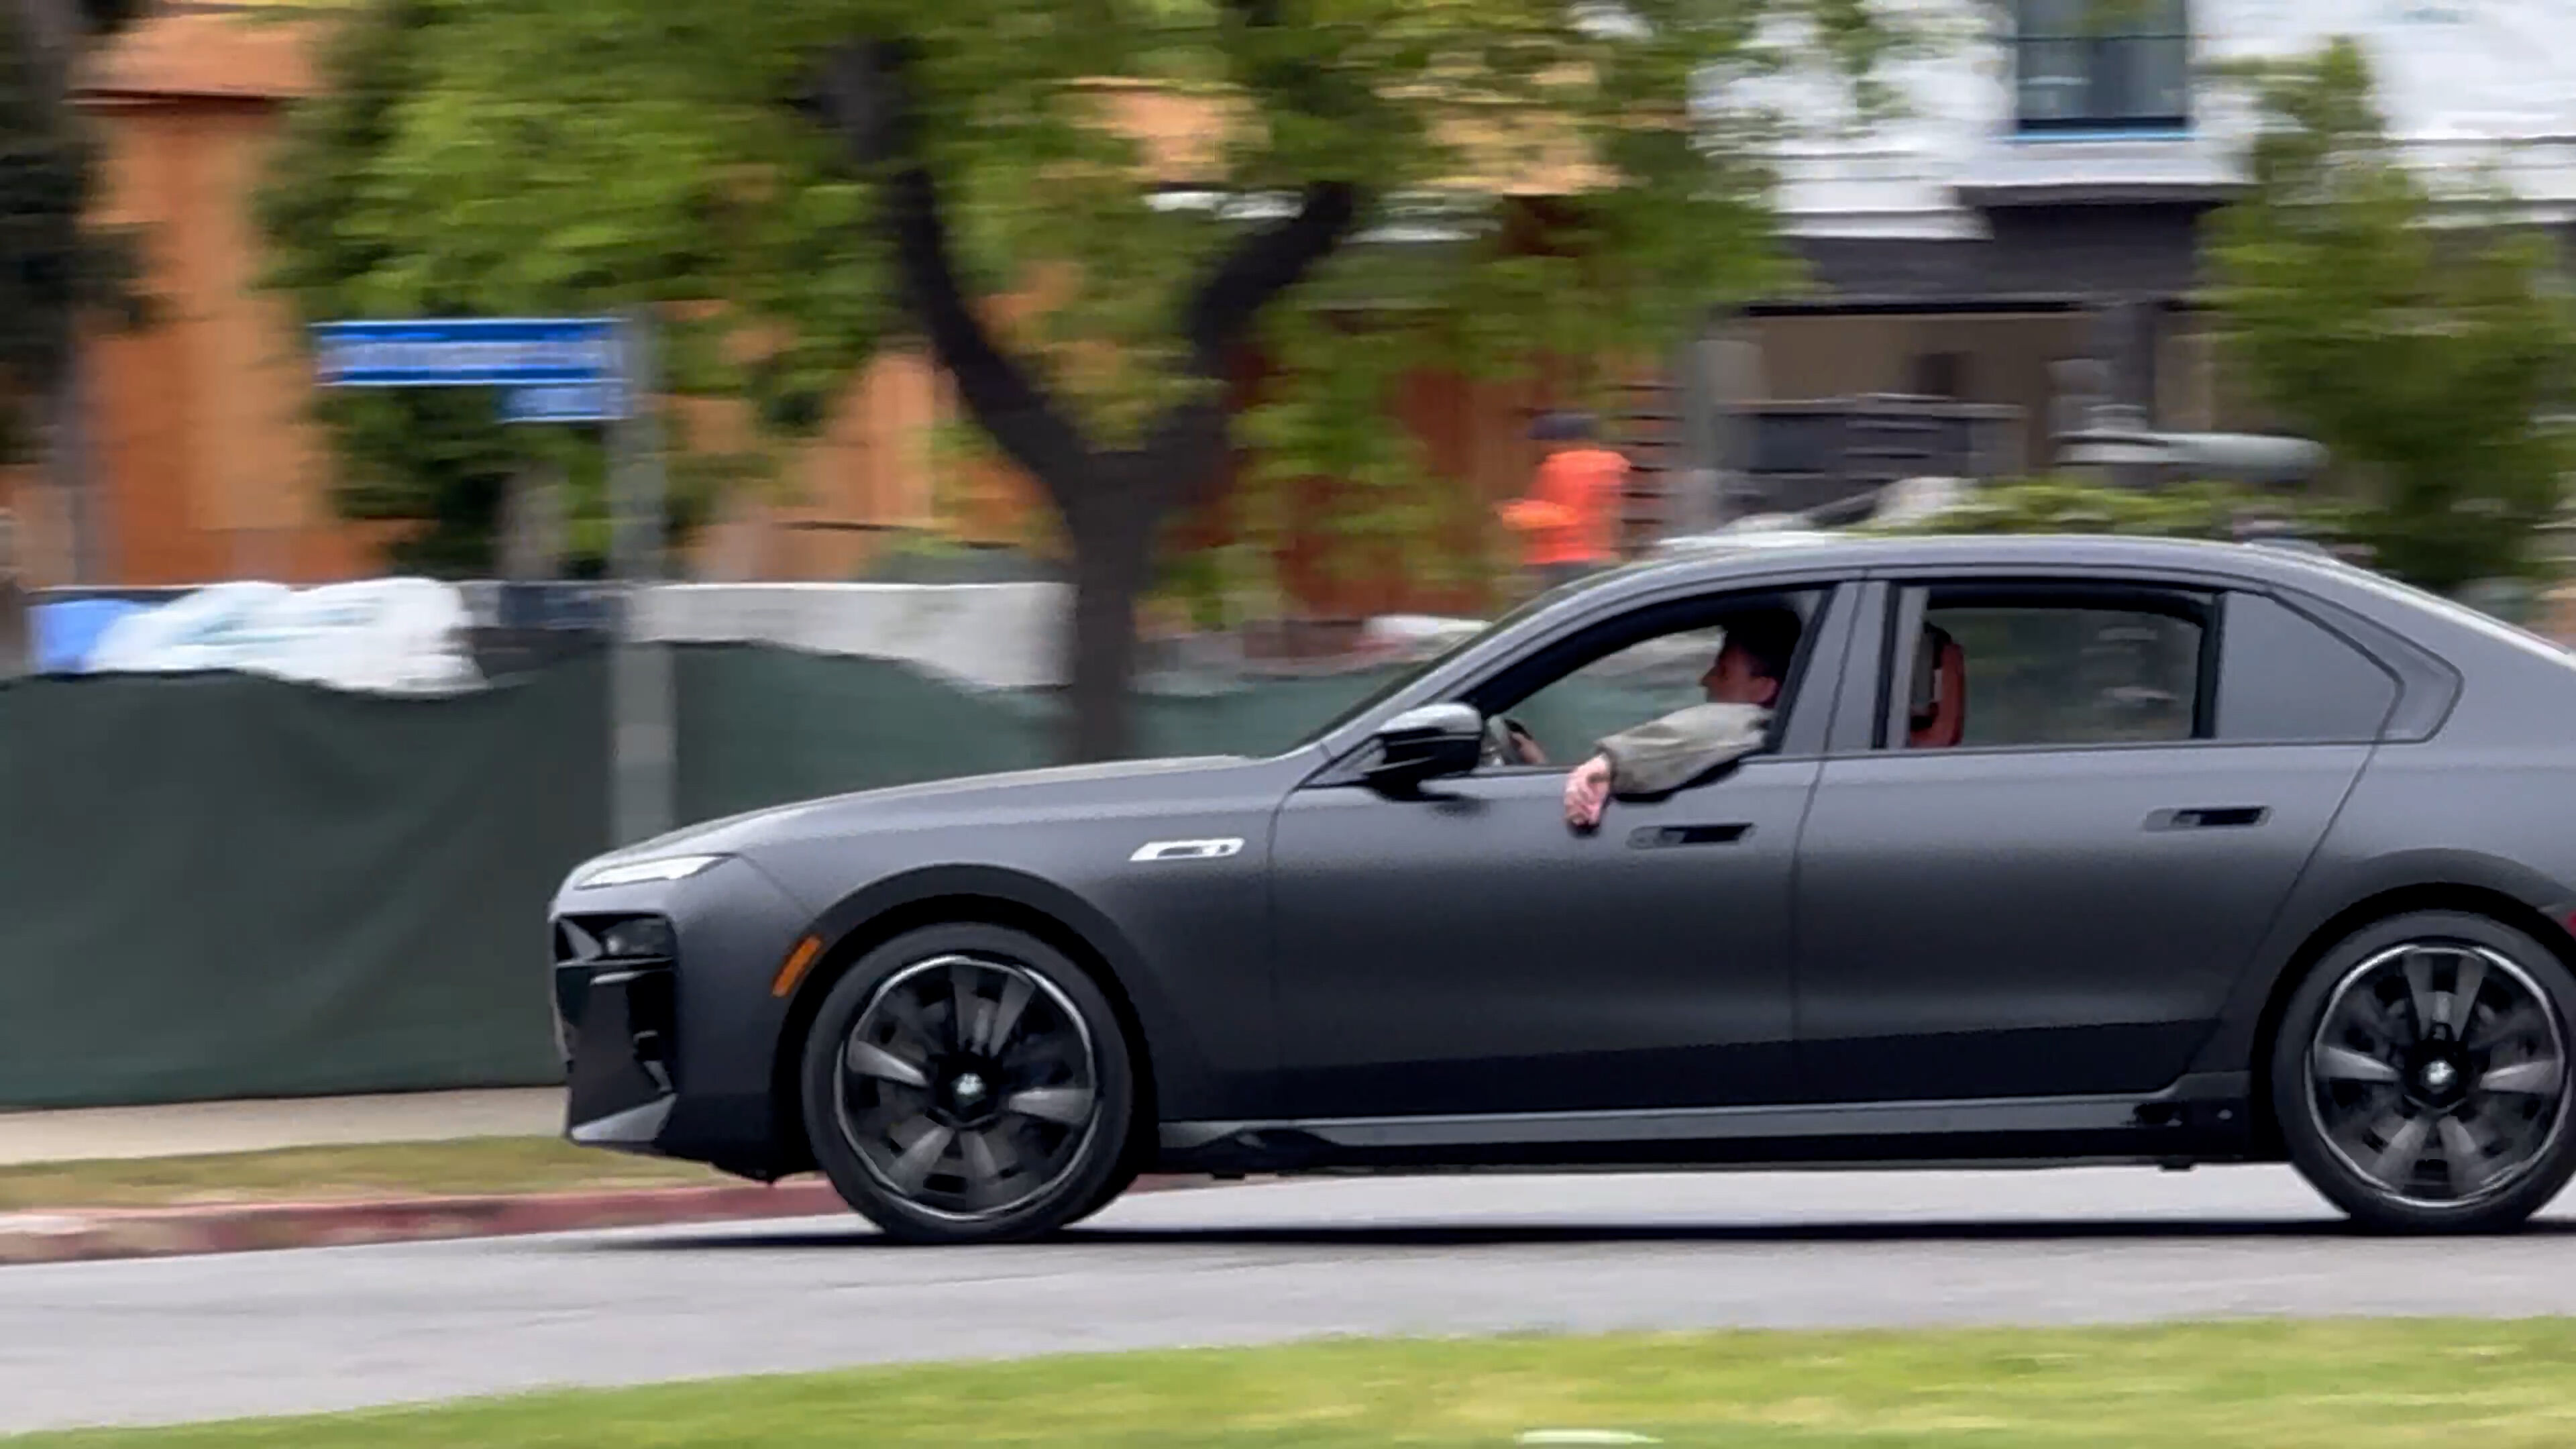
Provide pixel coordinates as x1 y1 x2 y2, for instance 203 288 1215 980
1364 702 1484 790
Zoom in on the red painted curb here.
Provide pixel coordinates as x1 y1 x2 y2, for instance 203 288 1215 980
0 1174 1201 1265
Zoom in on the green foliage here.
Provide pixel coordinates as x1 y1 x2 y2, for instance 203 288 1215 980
2206 37 2576 592
0 0 152 465
258 0 1904 583
1879 477 2362 547
255 0 888 574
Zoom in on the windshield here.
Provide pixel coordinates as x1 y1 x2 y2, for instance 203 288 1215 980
1287 570 1615 749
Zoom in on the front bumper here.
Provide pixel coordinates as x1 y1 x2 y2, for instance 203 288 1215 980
551 912 683 1152
547 856 818 1173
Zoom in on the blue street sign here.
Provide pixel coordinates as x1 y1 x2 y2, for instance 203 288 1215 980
500 382 627 425
311 317 622 389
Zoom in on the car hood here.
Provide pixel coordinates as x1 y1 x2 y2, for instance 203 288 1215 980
596 753 1281 863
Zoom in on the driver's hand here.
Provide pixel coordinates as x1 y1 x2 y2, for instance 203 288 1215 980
1507 723 1547 765
1564 755 1613 830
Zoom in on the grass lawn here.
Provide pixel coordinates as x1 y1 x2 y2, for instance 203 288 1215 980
0 1137 734 1210
18 1318 2576 1447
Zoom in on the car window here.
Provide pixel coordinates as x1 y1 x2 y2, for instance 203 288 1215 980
1287 570 1611 751
1907 593 2208 750
1505 626 1735 765
2215 591 2400 743
1479 588 1824 769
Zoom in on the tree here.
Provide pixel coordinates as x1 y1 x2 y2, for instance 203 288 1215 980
2 0 149 574
262 0 1905 759
255 0 877 579
2207 37 2576 593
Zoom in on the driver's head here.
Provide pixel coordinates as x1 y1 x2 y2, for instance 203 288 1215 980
1699 606 1801 708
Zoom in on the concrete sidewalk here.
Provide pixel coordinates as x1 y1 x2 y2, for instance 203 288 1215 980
0 1088 564 1166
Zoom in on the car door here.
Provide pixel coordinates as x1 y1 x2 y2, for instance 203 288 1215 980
1792 575 2390 1104
1267 580 1856 1122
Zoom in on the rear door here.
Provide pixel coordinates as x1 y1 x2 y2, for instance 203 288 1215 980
1791 574 2395 1103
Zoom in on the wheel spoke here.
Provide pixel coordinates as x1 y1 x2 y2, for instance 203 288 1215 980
847 1040 930 1089
885 1120 956 1192
2370 1111 2432 1184
949 962 984 1054
2479 1058 2564 1095
2438 1115 2491 1196
960 1126 1011 1187
2316 1045 2400 1085
879 992 938 1055
2448 953 2489 1036
1005 1086 1095 1126
983 973 1037 1055
2402 951 2440 1044
2472 1006 2548 1054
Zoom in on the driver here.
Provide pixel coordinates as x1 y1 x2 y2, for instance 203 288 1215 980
1511 605 1801 830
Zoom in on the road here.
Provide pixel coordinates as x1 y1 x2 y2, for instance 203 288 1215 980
8 1165 2576 1434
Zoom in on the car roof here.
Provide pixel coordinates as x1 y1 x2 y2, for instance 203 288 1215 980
1607 531 2353 596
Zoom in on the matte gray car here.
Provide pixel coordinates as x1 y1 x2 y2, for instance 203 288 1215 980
549 535 2576 1242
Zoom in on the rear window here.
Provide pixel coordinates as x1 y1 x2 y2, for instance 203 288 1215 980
2214 592 2399 743
1921 602 2206 748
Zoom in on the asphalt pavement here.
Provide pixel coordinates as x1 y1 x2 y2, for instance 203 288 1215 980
9 1164 2576 1434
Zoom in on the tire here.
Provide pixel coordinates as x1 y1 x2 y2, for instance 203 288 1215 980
799 922 1137 1245
2271 910 2576 1234
1060 1165 1142 1230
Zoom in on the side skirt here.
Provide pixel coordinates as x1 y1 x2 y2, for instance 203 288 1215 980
1157 1073 2255 1175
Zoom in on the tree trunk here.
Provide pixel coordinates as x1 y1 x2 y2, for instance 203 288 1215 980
21 0 92 584
1063 488 1155 762
806 40 1357 764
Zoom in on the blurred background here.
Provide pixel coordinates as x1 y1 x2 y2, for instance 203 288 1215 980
5 0 2575 1117
5 1 2576 1436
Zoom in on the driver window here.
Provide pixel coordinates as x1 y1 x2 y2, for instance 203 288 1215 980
1475 589 1823 771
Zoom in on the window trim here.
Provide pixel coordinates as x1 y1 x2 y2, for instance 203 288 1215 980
2011 0 2191 136
1872 578 2220 757
1300 578 1861 790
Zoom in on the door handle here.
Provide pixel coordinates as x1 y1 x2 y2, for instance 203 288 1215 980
1629 823 1753 849
2145 806 2270 831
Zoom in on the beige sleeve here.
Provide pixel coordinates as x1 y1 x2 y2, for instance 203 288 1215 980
1593 702 1772 796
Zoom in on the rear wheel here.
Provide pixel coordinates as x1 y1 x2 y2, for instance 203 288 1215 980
800 923 1136 1244
2272 910 2576 1233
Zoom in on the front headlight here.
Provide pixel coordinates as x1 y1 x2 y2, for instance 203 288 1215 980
575 854 727 890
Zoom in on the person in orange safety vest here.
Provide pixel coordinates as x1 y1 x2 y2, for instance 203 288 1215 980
1498 410 1627 594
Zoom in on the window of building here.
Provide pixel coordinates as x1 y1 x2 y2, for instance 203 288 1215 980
2014 0 2190 133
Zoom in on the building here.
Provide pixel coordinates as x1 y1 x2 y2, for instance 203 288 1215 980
11 1 2575 606
1709 0 2576 518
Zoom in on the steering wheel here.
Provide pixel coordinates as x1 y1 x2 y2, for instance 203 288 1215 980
1480 714 1538 767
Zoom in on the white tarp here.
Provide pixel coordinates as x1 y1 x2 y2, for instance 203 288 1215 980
83 579 486 696
633 582 1069 690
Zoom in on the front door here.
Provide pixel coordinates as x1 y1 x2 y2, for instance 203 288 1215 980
1268 582 1851 1121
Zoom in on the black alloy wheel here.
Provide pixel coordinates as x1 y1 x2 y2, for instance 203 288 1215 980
801 923 1136 1244
2274 911 2576 1233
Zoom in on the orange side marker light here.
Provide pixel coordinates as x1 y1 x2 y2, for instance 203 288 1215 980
771 936 823 998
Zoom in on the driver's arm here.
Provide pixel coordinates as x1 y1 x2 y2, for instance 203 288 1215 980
1564 702 1770 828
1593 702 1770 796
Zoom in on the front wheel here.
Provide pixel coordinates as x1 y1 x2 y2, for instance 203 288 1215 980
2272 910 2576 1234
800 923 1136 1244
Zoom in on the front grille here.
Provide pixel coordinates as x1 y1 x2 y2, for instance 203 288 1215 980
552 912 679 1087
